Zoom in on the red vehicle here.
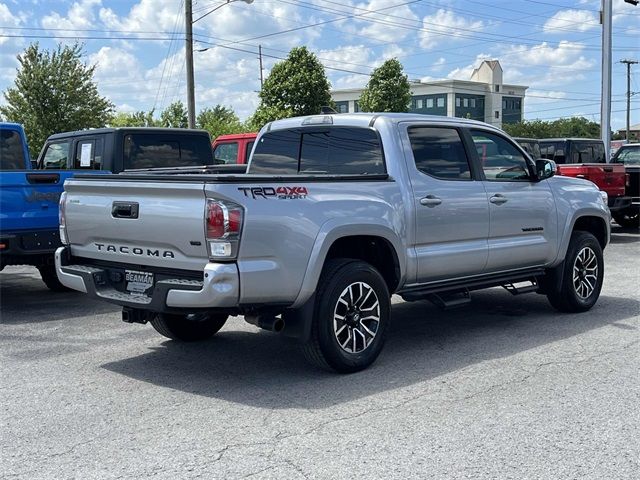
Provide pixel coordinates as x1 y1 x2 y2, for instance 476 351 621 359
211 133 257 165
539 138 631 213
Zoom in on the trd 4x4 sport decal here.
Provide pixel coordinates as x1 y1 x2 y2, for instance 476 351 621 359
238 186 308 199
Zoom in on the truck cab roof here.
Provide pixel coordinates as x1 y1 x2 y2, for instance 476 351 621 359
46 127 210 141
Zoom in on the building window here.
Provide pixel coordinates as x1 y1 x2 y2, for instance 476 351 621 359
495 111 500 119
427 98 434 109
339 104 348 113
463 98 469 107
495 85 500 92
417 99 423 109
437 97 445 108
354 101 360 113
471 99 476 108
456 97 461 107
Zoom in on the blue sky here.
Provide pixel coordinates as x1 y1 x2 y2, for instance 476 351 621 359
0 0 638 129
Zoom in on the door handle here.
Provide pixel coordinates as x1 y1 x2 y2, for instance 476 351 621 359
420 195 442 207
489 194 508 205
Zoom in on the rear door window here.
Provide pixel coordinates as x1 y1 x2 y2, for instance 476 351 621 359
407 127 471 180
213 142 238 164
123 134 211 169
73 138 104 169
41 141 71 169
0 130 26 170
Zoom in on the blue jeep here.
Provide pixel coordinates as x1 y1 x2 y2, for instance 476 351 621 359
0 123 87 290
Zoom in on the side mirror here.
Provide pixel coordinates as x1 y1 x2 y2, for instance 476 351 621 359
535 158 556 180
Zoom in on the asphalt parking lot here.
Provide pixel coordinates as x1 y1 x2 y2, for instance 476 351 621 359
1 225 638 479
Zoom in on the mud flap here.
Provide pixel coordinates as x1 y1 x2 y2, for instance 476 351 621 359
281 293 316 342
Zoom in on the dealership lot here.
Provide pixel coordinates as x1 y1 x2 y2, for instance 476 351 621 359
1 226 638 479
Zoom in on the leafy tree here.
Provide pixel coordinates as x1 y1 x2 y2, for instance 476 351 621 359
160 101 188 128
0 42 114 157
109 110 158 127
249 46 331 129
503 117 601 139
197 105 247 139
358 58 411 113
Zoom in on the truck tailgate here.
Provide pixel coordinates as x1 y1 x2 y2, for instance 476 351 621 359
557 164 626 197
64 178 209 271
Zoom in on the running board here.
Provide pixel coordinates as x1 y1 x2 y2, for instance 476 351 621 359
399 268 545 304
426 290 471 310
503 279 539 295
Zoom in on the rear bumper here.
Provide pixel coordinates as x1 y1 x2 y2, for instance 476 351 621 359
55 247 240 313
0 229 61 266
608 196 633 212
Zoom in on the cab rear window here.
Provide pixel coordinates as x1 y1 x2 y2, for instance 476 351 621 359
250 127 385 175
123 134 212 170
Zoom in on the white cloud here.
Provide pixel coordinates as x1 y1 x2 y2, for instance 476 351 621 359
99 0 181 33
420 9 484 50
543 9 599 33
355 0 419 43
0 2 23 45
447 54 492 80
41 0 102 33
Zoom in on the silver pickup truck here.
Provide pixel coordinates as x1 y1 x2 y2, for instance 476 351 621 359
56 113 610 372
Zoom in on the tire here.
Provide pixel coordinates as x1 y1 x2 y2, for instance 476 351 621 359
546 231 604 313
302 259 391 373
38 264 71 292
150 313 228 341
612 209 639 229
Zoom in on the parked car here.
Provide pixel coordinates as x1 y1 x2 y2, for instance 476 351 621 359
0 123 106 290
513 137 541 159
56 113 610 372
611 143 640 228
211 132 257 165
539 138 631 214
38 127 217 172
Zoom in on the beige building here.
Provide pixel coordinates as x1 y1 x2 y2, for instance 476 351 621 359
331 60 527 128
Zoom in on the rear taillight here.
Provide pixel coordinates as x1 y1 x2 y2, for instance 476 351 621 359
205 199 243 259
59 191 68 245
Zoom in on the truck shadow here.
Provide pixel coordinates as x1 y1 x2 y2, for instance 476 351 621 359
0 268 118 323
610 226 639 243
102 291 639 409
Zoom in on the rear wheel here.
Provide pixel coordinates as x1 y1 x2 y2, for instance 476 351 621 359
38 264 70 292
302 259 390 373
612 208 639 229
150 313 228 341
546 231 604 313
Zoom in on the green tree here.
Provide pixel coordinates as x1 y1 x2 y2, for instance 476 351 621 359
0 42 114 157
503 117 600 139
249 46 331 129
358 58 411 113
197 105 246 139
109 110 158 127
160 101 188 128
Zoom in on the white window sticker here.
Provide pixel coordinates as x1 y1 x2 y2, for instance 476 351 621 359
80 143 92 167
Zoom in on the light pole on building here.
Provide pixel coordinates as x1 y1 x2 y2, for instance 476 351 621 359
185 0 254 128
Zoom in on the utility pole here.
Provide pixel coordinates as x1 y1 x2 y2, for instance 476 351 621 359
621 59 638 141
258 45 264 89
185 0 196 128
600 0 612 159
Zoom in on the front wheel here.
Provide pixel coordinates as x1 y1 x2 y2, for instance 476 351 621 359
302 259 391 373
546 231 604 313
150 313 228 341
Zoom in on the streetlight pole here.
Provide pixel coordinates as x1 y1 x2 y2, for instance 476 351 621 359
600 0 612 159
621 59 638 141
184 0 254 129
185 0 195 128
